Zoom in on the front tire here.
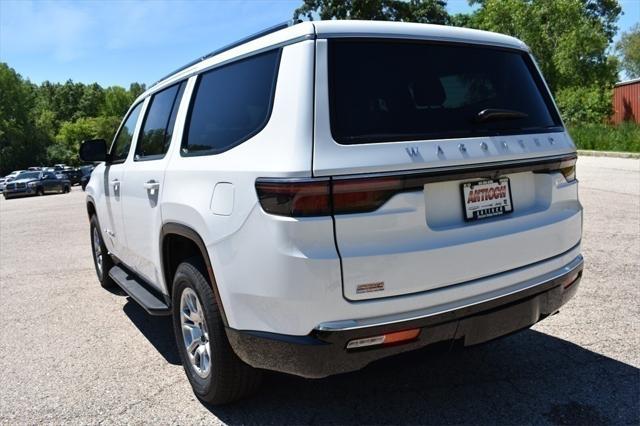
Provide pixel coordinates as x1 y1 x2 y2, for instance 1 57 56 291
89 215 115 289
172 259 262 405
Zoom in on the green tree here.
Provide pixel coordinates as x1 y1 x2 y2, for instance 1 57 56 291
468 0 619 93
129 82 146 100
77 83 105 120
49 116 121 165
294 0 449 24
0 63 48 174
616 23 640 79
101 86 133 118
466 0 620 124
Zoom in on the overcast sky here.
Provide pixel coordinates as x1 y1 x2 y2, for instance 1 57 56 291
1 0 638 87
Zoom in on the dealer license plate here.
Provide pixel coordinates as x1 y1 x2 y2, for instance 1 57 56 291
461 178 513 221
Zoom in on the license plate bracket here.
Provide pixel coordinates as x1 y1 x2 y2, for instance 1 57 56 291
461 177 513 221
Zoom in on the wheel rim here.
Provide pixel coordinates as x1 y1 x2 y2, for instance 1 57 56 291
180 288 211 378
92 226 103 277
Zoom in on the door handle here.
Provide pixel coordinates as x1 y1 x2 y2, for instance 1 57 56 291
110 179 119 188
143 180 160 191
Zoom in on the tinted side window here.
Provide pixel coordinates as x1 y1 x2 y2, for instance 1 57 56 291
183 49 280 155
135 82 185 160
44 172 56 179
111 103 143 162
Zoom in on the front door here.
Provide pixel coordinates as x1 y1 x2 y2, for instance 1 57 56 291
102 102 144 260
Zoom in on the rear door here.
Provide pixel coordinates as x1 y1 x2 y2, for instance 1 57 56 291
313 38 582 300
120 81 186 289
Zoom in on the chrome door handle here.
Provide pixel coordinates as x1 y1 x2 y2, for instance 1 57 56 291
143 180 160 190
110 179 119 188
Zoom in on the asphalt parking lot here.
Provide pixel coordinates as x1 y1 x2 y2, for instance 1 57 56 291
0 156 638 425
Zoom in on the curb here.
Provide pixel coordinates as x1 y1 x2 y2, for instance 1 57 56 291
577 150 640 159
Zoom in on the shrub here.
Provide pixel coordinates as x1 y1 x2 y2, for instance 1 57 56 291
568 122 640 152
555 85 613 125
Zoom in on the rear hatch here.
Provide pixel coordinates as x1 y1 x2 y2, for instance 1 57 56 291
313 38 582 301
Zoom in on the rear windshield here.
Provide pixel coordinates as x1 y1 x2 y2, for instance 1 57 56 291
329 40 562 144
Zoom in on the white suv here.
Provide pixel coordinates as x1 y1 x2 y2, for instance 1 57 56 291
80 20 583 404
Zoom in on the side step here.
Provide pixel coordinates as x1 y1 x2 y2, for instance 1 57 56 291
109 265 171 316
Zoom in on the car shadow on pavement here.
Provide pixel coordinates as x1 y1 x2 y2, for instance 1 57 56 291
122 299 181 365
203 329 639 425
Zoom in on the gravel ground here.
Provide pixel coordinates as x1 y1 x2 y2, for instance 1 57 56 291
0 156 638 425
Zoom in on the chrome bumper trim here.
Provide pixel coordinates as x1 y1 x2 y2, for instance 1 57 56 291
315 254 584 332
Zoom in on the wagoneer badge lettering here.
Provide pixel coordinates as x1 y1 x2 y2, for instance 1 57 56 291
405 147 420 158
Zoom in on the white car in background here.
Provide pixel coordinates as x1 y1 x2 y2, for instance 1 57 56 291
80 20 583 404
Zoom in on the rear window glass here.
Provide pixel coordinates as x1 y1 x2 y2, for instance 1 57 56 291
183 49 281 155
329 40 562 144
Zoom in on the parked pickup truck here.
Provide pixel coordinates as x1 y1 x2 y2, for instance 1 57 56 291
80 20 583 404
3 170 71 199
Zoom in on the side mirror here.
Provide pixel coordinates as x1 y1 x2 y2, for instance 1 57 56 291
79 139 108 163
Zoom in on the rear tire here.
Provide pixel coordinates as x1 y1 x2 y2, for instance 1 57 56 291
89 215 115 289
172 259 262 405
64 185 70 193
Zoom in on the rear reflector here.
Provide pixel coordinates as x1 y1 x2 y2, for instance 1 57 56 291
346 328 420 350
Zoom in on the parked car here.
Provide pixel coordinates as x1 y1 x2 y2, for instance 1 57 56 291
80 166 94 191
3 170 71 199
0 177 7 192
80 21 583 404
58 168 82 185
5 170 23 180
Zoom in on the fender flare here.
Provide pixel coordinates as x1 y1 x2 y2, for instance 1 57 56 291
160 222 229 326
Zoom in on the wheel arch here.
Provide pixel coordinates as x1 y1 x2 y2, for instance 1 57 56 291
86 196 97 218
160 223 229 326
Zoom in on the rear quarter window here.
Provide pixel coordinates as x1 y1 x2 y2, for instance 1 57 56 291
182 49 281 156
329 40 562 144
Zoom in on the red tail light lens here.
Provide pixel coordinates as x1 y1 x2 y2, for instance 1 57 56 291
256 177 407 217
255 179 331 217
535 156 577 182
332 176 404 214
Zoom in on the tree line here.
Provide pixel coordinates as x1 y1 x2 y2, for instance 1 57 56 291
0 66 145 174
1 0 639 174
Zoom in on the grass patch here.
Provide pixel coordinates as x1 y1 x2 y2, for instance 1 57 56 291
567 123 640 153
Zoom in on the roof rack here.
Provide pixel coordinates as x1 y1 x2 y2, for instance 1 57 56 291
152 19 300 87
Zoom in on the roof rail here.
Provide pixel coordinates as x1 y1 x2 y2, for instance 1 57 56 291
152 19 300 87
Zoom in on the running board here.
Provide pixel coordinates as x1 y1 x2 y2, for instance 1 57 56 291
109 266 170 316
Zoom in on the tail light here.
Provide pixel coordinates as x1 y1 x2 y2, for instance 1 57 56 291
332 176 404 214
536 156 577 182
257 154 577 217
256 176 409 217
559 164 576 182
255 179 330 217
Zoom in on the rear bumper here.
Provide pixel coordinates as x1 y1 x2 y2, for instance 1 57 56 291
226 255 583 378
